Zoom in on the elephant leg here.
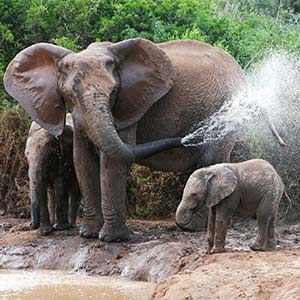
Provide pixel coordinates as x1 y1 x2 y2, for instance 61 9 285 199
74 130 103 238
212 212 229 254
250 202 272 251
40 181 53 236
47 185 55 225
98 126 136 242
266 216 277 250
29 166 53 235
29 175 40 230
38 186 53 235
211 192 239 254
69 184 81 228
250 219 269 251
207 207 216 254
98 154 130 242
53 173 70 230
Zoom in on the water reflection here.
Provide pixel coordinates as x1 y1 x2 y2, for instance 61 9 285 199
0 270 154 300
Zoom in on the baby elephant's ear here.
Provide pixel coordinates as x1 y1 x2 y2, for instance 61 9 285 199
205 166 238 208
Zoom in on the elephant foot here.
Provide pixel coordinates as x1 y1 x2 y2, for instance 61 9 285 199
53 223 72 230
210 247 225 254
30 221 39 230
69 219 77 228
98 223 130 242
69 222 77 229
80 224 100 239
206 248 212 254
250 241 277 251
40 224 54 236
266 240 277 251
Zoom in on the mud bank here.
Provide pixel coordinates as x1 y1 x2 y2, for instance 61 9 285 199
1 216 300 299
0 217 206 282
153 249 300 300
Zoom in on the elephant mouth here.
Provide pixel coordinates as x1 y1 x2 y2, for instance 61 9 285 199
176 221 193 232
176 209 194 230
176 205 205 232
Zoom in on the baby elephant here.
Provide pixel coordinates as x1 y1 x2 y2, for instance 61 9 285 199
25 114 81 235
176 159 289 253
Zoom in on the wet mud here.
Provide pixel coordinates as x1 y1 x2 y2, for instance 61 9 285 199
0 216 300 299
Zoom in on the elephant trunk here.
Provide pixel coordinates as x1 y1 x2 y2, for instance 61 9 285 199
84 94 183 163
176 201 206 232
130 137 182 161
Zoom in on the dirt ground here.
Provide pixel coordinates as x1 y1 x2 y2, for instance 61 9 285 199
0 216 300 299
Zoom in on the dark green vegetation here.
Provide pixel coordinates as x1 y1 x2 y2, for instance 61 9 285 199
1 0 300 220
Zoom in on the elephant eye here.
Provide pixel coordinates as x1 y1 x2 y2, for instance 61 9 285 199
63 62 71 71
105 59 115 69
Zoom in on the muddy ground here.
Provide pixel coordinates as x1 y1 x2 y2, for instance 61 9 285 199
0 216 300 299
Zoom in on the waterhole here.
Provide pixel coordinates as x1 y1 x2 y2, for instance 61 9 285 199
0 270 155 300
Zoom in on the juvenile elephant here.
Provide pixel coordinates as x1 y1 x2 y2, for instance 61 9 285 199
4 38 283 241
25 114 81 235
176 159 288 253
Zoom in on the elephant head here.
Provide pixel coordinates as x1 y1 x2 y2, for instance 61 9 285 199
4 39 181 162
176 164 237 231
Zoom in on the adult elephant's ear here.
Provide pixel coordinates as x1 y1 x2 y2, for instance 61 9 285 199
3 43 72 136
205 166 238 208
108 38 175 130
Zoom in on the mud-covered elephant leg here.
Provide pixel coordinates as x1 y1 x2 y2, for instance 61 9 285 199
212 211 229 253
28 166 41 229
98 127 136 241
211 191 240 253
266 216 277 250
73 129 103 238
47 185 55 225
29 166 53 235
53 173 70 230
98 155 130 242
69 183 81 228
250 219 269 251
207 207 216 253
251 199 276 251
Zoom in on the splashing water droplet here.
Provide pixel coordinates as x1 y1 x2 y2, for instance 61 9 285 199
181 51 300 147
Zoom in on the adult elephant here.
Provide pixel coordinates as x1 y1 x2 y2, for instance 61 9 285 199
4 38 244 242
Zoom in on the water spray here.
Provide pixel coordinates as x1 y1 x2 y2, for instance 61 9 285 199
181 51 300 147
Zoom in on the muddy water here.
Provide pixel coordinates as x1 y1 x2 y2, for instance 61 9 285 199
0 270 155 300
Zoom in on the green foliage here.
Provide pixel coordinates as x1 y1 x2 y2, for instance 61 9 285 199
1 0 300 83
127 165 188 219
1 0 300 219
51 36 81 52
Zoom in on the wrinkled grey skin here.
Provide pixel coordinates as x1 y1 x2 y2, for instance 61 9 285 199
6 38 287 242
176 159 286 253
25 114 81 236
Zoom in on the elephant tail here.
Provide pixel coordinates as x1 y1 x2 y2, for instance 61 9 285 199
283 188 292 214
268 122 286 147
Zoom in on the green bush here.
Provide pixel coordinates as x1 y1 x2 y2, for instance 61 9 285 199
1 0 300 220
127 165 189 219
